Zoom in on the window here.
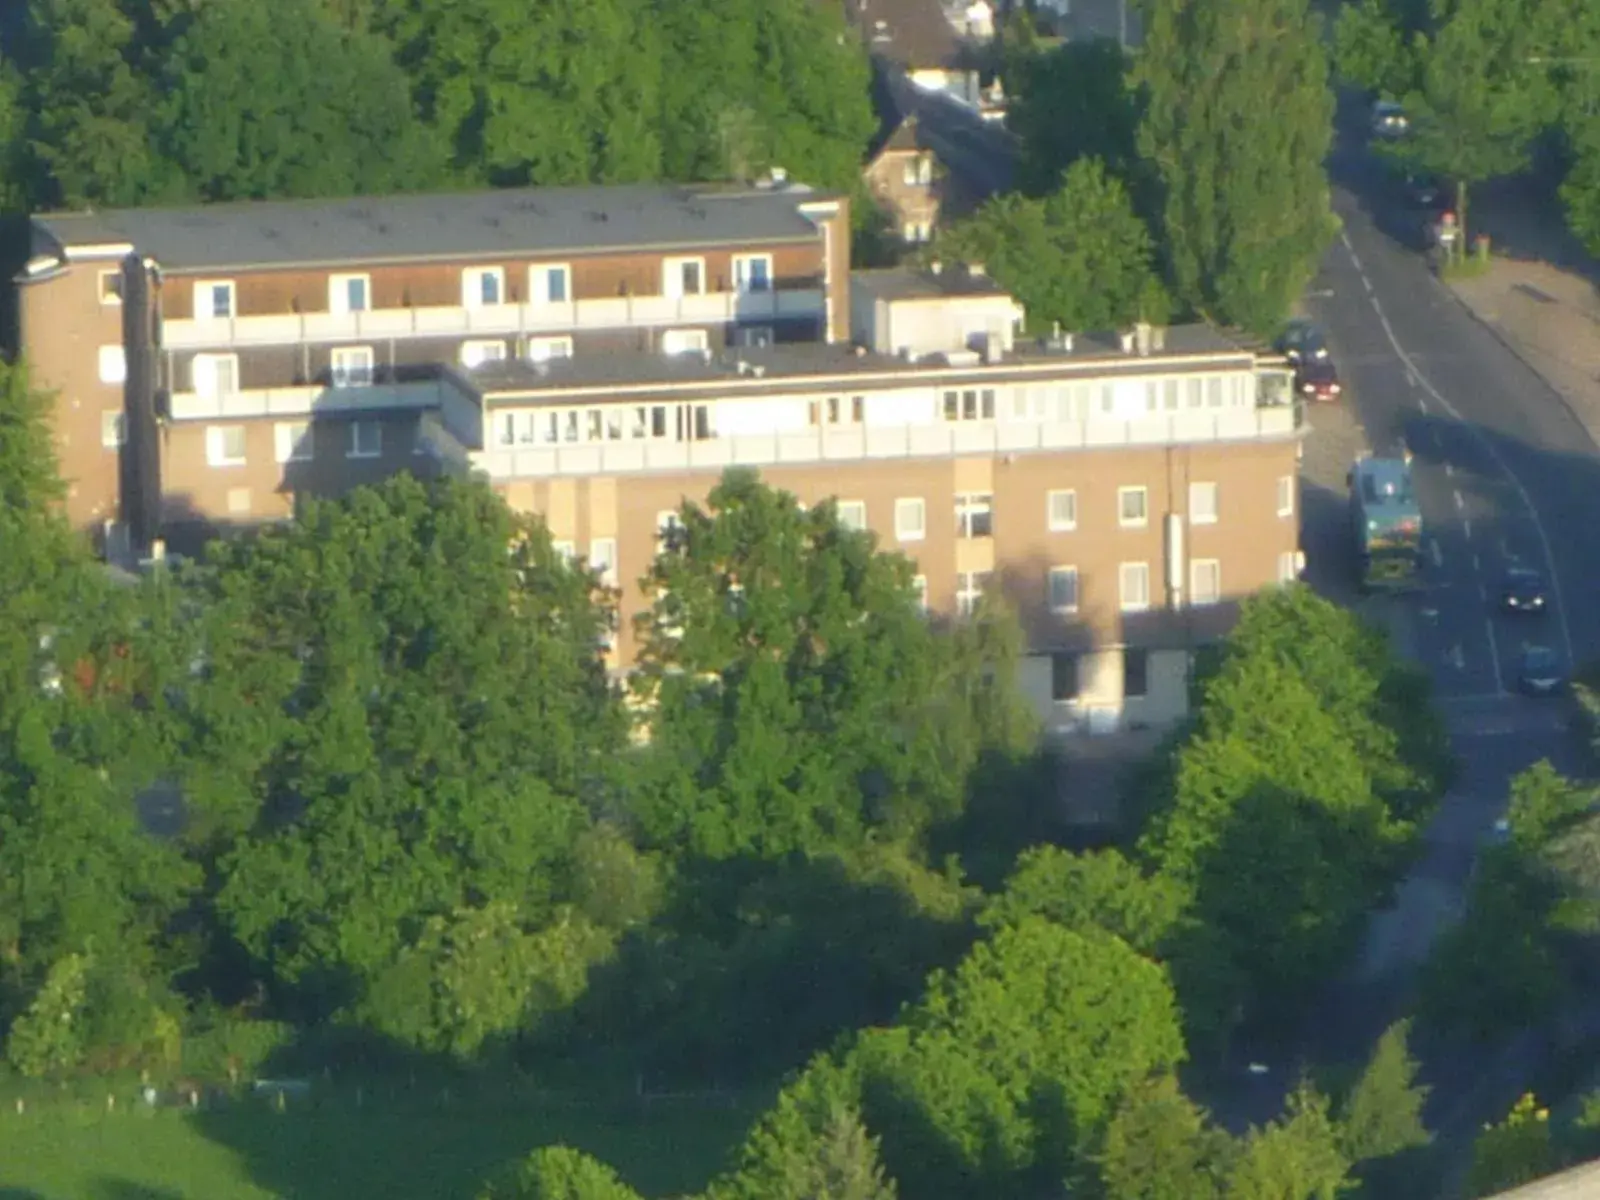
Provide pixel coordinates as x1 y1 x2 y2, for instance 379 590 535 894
526 336 573 363
736 325 774 348
661 328 709 356
551 541 576 561
588 538 618 587
1277 475 1296 518
955 493 993 538
902 222 932 243
902 159 920 186
919 156 933 184
656 510 686 554
732 254 772 293
205 424 247 467
1048 566 1079 614
226 487 252 516
347 420 382 459
1051 652 1079 702
1189 481 1219 525
1123 648 1149 698
462 267 504 307
98 270 123 305
531 264 570 304
98 345 126 385
194 281 235 320
1118 486 1148 527
1191 559 1222 606
1278 550 1302 584
274 421 313 464
1047 489 1077 532
1119 562 1151 612
837 500 867 532
912 575 929 614
942 389 996 421
329 274 370 314
101 410 125 450
461 340 507 369
956 571 991 617
663 257 705 298
192 354 239 398
894 497 926 542
330 345 374 387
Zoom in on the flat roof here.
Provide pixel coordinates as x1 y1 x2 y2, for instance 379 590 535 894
852 265 1013 301
468 324 1257 405
32 182 833 274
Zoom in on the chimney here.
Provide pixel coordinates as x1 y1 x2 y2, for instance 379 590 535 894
1152 325 1167 351
1134 321 1153 356
983 333 1003 365
1120 330 1136 353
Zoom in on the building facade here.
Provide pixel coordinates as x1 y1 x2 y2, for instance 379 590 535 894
18 181 1301 736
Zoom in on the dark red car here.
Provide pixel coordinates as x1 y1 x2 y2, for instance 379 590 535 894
1296 359 1342 402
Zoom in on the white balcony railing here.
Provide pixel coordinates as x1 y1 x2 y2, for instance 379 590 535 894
161 289 827 351
167 378 469 422
472 405 1303 481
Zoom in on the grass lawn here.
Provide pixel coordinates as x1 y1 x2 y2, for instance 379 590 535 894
0 1090 764 1199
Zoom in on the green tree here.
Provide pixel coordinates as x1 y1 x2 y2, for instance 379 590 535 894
1465 1093 1558 1198
155 0 447 201
0 359 63 513
978 845 1187 955
5 953 89 1077
1134 0 1336 331
1506 759 1594 852
1338 1019 1431 1164
1331 0 1417 98
1007 40 1140 193
1097 1074 1232 1200
478 1146 644 1200
1225 1081 1351 1200
939 158 1168 335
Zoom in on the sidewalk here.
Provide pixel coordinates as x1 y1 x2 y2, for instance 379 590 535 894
1445 258 1600 451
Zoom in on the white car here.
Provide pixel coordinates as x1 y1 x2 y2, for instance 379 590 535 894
1372 100 1409 139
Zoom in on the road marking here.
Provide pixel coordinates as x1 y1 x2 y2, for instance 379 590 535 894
1419 395 1430 413
1356 247 1576 668
1478 583 1489 602
1444 462 1454 477
1473 552 1481 571
1483 618 1506 696
1448 643 1465 670
1453 490 1464 510
1341 229 1356 254
1431 540 1444 568
1464 517 1473 539
1362 273 1374 293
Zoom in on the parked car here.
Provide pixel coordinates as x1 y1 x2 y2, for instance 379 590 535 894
1500 566 1549 614
1372 100 1409 139
1276 319 1330 365
1295 359 1342 402
1401 171 1444 209
1517 644 1566 696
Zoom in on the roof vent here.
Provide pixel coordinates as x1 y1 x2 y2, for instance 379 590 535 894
736 360 750 376
1120 330 1137 354
854 344 867 357
751 365 766 378
929 260 943 276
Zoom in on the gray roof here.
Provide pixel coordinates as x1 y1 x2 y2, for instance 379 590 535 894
1486 1159 1600 1199
853 265 1012 301
466 323 1255 404
32 182 831 274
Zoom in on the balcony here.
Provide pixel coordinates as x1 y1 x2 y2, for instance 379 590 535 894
166 377 475 422
161 288 827 351
473 404 1304 481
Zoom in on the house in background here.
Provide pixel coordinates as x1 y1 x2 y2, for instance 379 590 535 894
842 0 987 109
861 114 980 247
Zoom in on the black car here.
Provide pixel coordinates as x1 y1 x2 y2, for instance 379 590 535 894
1501 567 1548 614
1296 359 1342 402
1401 171 1444 210
1372 100 1409 140
1276 320 1329 365
1517 645 1566 696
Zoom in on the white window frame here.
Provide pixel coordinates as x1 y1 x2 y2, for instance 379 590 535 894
1047 489 1077 532
461 266 505 308
101 410 125 450
530 263 571 305
732 253 773 294
194 280 235 320
274 420 313 464
955 492 994 539
98 269 123 305
1048 566 1080 614
1190 558 1222 606
1277 475 1296 518
1119 561 1151 612
837 500 868 532
662 256 706 298
661 328 709 356
329 273 371 315
912 575 929 614
588 537 618 588
461 339 507 369
98 344 126 385
347 420 382 460
330 345 375 388
526 336 573 363
1118 486 1149 528
894 497 926 542
1278 550 1302 584
191 353 239 399
956 571 991 618
1189 481 1219 525
205 424 247 468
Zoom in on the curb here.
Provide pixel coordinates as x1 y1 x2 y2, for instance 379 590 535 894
1431 268 1600 456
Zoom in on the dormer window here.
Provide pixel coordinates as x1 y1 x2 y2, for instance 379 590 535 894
194 280 235 320
330 273 370 314
462 267 504 308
